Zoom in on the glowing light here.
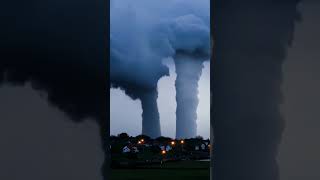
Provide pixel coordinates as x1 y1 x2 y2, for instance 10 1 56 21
161 150 166 155
138 141 141 144
171 141 175 145
141 139 144 142
180 140 184 144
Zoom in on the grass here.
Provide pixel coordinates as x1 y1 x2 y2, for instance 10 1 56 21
110 160 210 180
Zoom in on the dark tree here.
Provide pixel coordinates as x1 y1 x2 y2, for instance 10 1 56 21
118 133 129 139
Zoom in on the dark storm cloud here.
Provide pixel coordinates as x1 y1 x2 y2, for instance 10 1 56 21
0 0 108 179
110 0 210 99
212 0 301 180
0 0 107 121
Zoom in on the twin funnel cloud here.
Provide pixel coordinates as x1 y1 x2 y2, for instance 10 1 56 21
110 0 210 138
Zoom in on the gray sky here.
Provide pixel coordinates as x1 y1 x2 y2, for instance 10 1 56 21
111 59 210 139
0 84 103 180
278 2 320 180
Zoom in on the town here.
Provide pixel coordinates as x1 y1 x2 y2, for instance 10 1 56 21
110 133 211 168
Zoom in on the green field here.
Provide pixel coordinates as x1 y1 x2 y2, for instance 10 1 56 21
110 161 210 180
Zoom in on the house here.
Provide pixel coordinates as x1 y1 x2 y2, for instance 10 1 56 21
122 145 139 153
132 146 139 153
165 145 172 151
201 144 206 150
159 145 165 150
123 146 131 153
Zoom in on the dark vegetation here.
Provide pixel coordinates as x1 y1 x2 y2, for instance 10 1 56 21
110 161 210 180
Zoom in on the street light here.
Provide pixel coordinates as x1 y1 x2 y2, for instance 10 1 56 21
161 150 166 155
171 141 175 145
180 140 184 144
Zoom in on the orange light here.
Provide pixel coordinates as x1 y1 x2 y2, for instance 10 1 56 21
138 141 141 144
161 150 166 155
141 139 144 142
171 141 175 145
180 140 184 144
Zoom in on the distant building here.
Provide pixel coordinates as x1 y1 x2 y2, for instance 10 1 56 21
166 145 172 151
201 144 206 150
122 145 139 153
123 146 131 153
132 146 139 153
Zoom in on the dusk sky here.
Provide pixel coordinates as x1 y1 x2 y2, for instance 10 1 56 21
0 84 103 179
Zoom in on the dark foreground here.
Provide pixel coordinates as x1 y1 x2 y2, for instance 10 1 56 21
111 160 210 180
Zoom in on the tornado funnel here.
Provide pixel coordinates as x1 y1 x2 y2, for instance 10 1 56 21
140 88 161 138
174 52 207 139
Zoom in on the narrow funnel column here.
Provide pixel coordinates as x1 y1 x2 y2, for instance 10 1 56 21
140 88 161 138
174 53 205 139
